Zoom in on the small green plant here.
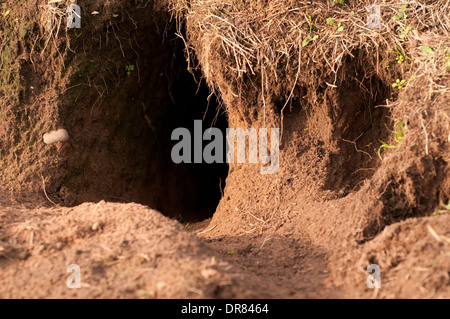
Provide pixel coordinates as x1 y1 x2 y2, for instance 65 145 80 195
326 18 344 32
302 34 319 47
392 78 406 89
399 26 412 39
334 0 344 4
228 250 236 255
421 45 435 55
416 46 436 63
306 12 314 32
394 5 407 20
390 45 408 64
377 121 408 159
433 201 450 215
125 64 135 76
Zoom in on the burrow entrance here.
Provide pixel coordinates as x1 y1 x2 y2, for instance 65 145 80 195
56 11 229 222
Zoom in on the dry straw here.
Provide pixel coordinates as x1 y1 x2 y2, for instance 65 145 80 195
172 0 449 120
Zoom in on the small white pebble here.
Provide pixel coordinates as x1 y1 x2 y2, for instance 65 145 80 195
43 129 70 144
156 281 166 290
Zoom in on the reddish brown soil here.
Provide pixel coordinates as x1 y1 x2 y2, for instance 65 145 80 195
0 0 449 299
1 194 448 298
0 200 276 298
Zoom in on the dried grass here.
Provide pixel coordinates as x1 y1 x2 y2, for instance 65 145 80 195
173 0 449 122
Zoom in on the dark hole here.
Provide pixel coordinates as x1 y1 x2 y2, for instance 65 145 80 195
59 16 228 223
138 27 229 222
154 80 229 222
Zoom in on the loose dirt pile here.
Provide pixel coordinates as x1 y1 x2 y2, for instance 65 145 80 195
0 200 280 298
1 0 449 298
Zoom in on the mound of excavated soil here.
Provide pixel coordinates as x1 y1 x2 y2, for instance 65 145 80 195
331 214 450 298
1 197 448 298
0 200 278 299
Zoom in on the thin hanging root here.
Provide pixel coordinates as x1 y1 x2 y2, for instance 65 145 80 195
41 175 58 207
40 1 67 56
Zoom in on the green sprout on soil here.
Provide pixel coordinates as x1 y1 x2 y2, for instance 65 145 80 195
302 34 319 47
306 12 314 32
433 201 450 215
228 250 236 255
392 45 408 64
407 75 417 87
421 45 435 55
416 46 436 63
377 121 408 159
125 64 135 76
73 29 82 38
392 78 406 89
327 18 335 25
334 0 344 5
399 26 412 39
394 5 408 20
326 18 344 32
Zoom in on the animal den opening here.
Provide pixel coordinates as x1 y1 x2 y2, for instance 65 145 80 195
113 48 229 222
56 14 229 222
